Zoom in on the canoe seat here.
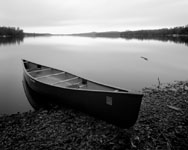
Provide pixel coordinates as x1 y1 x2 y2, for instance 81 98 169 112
79 85 87 88
66 82 79 88
67 82 87 89
67 84 80 88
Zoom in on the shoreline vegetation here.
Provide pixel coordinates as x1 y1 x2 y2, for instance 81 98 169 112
0 27 24 45
0 26 51 45
1 25 188 38
0 26 51 37
70 25 188 38
0 80 188 149
0 27 24 37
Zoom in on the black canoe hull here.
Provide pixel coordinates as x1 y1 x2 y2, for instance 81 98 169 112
23 71 142 128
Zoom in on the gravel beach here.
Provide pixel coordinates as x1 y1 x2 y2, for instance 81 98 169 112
1 81 188 150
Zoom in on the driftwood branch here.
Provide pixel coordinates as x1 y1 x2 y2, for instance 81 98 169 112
157 77 161 89
167 105 181 111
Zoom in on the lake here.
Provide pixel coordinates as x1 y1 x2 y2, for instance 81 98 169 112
0 36 188 114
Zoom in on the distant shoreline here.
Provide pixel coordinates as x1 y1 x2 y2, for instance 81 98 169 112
60 25 188 46
67 25 188 38
1 25 188 46
1 25 188 38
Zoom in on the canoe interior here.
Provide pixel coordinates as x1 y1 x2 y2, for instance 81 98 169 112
23 60 128 93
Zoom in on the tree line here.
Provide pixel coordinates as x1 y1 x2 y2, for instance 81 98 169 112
0 26 24 37
120 25 188 38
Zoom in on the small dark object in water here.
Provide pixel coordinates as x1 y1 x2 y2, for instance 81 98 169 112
141 56 148 61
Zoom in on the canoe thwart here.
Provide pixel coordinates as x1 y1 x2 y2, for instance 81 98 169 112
52 77 79 85
36 72 65 79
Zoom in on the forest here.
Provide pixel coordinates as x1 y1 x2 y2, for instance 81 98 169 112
120 25 188 38
0 26 24 37
120 25 188 46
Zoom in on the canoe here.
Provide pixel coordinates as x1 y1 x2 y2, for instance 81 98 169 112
22 59 143 128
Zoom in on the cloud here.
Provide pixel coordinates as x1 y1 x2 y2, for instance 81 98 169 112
0 0 188 33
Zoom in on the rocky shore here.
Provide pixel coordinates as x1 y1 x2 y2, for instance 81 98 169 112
0 81 188 150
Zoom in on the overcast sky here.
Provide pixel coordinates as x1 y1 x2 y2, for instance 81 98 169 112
0 0 188 34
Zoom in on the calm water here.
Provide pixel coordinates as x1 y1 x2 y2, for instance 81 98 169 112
0 36 188 114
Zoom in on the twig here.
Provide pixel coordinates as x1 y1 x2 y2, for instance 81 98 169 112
157 77 161 89
103 132 120 144
162 133 173 150
167 105 181 111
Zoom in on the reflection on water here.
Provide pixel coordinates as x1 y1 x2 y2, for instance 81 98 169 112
22 77 54 110
1 35 187 47
0 37 24 46
121 35 188 47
